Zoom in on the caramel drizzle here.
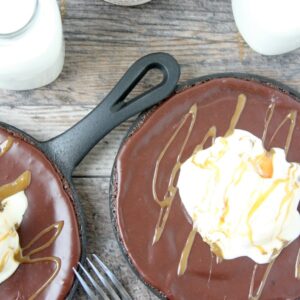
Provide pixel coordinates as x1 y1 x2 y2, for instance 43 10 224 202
295 248 300 279
177 228 197 276
262 103 275 143
0 171 31 203
276 166 297 223
207 252 214 287
16 221 64 300
152 104 197 244
269 110 297 155
249 261 275 300
0 252 10 272
191 126 217 156
219 159 248 227
247 178 286 255
225 94 247 137
0 137 13 157
152 93 300 299
0 137 64 299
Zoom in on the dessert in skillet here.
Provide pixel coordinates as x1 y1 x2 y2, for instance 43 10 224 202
114 78 300 299
0 129 80 299
0 138 31 283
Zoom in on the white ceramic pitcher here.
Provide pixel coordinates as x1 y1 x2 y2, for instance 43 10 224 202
232 0 300 55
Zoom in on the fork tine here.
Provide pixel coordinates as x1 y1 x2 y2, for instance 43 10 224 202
87 257 121 300
92 254 133 300
78 263 109 300
72 267 99 300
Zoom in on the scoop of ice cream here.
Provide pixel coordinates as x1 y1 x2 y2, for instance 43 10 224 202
177 129 300 264
0 191 28 283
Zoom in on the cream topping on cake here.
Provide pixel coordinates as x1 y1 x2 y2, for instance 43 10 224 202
0 191 28 283
177 129 300 263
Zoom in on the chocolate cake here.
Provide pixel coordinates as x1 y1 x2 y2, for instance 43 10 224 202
0 128 81 299
113 78 300 299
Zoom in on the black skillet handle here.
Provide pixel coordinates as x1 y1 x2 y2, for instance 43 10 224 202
41 53 180 177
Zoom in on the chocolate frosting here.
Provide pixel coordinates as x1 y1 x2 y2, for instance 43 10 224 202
115 78 300 299
0 128 81 300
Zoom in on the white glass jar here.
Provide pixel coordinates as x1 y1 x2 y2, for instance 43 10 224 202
0 0 65 90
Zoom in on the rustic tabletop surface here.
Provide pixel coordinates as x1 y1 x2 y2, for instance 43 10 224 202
1 0 300 299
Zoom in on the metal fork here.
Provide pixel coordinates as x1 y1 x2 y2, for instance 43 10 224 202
73 254 133 300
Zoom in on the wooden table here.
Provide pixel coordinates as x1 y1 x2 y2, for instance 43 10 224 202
1 0 300 299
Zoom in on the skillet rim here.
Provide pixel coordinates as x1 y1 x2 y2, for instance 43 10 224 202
109 72 300 299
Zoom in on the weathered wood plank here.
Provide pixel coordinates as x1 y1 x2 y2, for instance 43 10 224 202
74 177 158 299
0 106 132 177
0 0 299 105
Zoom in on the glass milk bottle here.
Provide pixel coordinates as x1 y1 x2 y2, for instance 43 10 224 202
0 0 65 90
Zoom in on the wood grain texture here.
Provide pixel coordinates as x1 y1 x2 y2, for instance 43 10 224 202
74 178 157 299
0 0 300 299
104 0 152 6
0 106 132 176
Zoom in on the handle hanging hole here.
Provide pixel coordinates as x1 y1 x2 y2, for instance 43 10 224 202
123 68 164 103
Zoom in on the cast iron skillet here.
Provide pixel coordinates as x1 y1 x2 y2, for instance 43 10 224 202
110 72 300 299
0 52 180 299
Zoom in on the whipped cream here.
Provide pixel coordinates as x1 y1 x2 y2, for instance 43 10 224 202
0 191 28 283
177 129 300 264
